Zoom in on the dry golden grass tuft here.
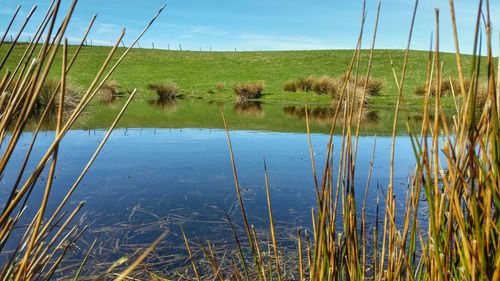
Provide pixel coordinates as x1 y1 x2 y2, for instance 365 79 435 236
148 81 180 100
233 81 265 100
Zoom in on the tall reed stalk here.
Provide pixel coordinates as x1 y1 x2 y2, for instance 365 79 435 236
0 1 166 279
187 0 500 280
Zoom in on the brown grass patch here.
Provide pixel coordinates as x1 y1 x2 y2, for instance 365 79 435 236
216 82 226 92
283 76 315 92
233 81 265 100
98 80 120 103
148 82 179 100
312 76 338 96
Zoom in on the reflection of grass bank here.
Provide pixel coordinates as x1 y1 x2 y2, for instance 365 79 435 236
80 98 427 135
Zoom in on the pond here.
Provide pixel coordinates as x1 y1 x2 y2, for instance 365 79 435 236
1 97 428 276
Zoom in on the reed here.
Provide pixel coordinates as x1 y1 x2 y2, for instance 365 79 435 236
0 2 166 280
182 0 500 280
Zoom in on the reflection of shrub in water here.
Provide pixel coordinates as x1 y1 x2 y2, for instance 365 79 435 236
364 110 379 123
283 105 379 124
283 105 334 121
234 101 263 116
412 112 454 126
149 99 177 112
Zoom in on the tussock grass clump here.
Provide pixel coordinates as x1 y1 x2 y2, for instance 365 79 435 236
282 80 298 92
336 74 383 96
148 82 179 100
283 76 315 92
233 81 265 100
414 78 473 96
414 78 488 110
284 75 382 104
98 80 120 103
296 76 315 92
215 82 226 92
331 82 371 111
35 78 80 115
312 76 337 95
1 78 81 116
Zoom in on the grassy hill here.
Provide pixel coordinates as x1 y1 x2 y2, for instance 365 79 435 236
1 44 494 107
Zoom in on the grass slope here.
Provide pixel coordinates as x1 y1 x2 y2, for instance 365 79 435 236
1 44 495 107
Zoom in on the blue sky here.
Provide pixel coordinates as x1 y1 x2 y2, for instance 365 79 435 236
0 0 498 54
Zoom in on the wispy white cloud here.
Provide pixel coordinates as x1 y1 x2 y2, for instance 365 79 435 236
158 24 229 39
234 33 333 51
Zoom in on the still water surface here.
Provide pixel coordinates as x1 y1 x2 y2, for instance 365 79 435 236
2 98 425 273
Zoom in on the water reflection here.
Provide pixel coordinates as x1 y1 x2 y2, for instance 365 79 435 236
78 98 420 135
148 98 178 112
283 105 379 124
234 101 263 116
1 127 429 275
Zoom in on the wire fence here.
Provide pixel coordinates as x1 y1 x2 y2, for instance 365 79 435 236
1 34 248 52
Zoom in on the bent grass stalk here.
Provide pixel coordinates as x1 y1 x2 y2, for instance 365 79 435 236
210 1 499 281
0 3 166 280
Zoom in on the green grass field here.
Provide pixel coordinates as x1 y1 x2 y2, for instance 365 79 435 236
1 44 495 107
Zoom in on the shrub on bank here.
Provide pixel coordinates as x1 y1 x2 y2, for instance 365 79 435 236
216 82 226 92
233 81 265 100
148 82 179 100
98 80 120 103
